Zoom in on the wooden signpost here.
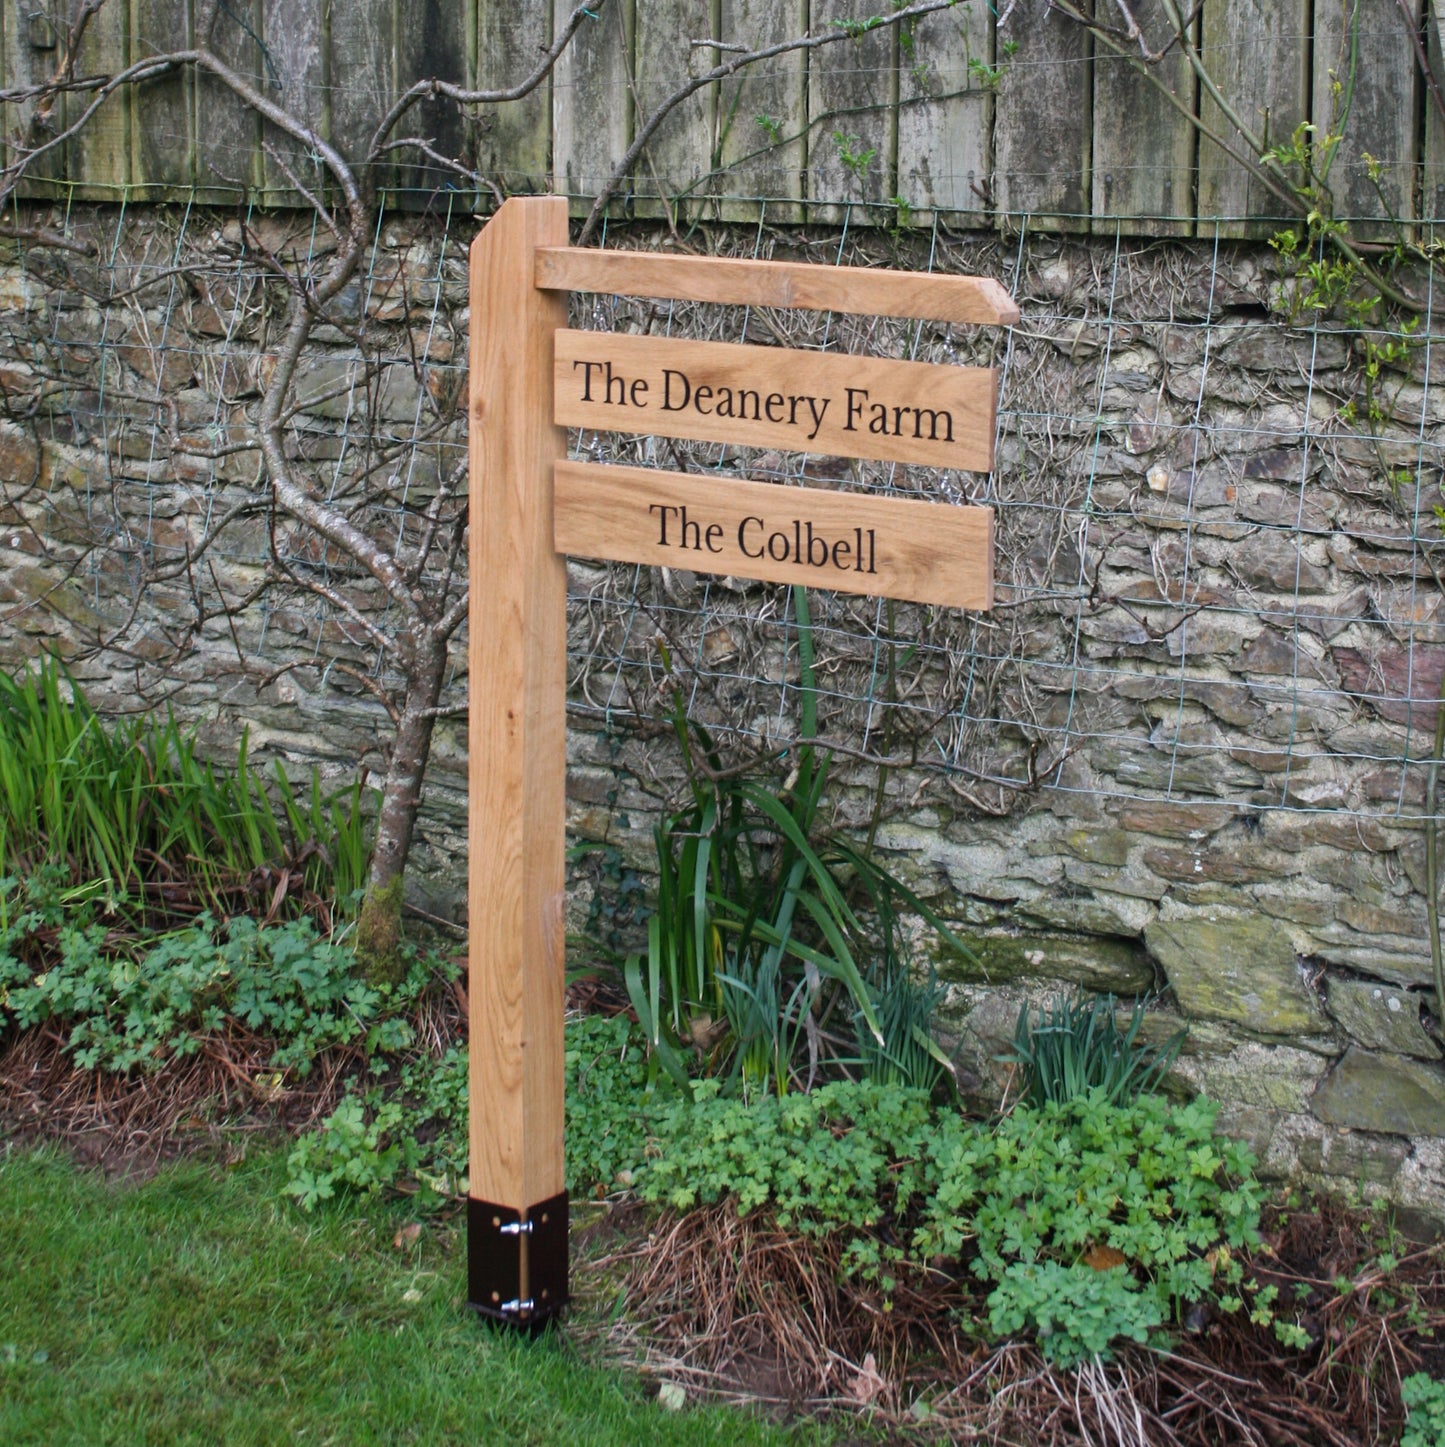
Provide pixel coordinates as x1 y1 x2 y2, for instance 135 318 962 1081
467 197 1017 1327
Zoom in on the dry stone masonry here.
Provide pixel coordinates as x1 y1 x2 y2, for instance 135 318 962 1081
3 207 1445 1224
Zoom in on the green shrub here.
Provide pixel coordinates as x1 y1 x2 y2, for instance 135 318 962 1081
0 884 437 1075
642 1082 1262 1365
284 1010 1264 1368
985 1261 1164 1368
625 591 969 1097
286 1046 468 1208
1402 1372 1445 1447
286 1013 653 1209
637 1079 936 1229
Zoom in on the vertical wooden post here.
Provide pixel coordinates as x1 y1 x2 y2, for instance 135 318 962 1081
467 196 571 1326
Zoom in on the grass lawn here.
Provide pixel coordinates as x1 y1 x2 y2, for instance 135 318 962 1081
0 1145 834 1447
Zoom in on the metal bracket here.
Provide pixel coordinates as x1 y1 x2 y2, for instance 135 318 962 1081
467 1191 568 1328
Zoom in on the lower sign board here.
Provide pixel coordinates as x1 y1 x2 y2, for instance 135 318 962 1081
555 330 998 473
553 461 994 611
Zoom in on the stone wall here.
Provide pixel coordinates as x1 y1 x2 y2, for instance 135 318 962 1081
3 205 1445 1224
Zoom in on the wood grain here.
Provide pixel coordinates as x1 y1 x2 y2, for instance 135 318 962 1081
632 0 715 220
896 1 992 226
555 329 999 471
196 0 263 202
69 0 131 198
395 0 468 205
555 460 995 610
3 0 67 196
807 0 895 225
994 0 1091 232
553 0 633 208
474 0 551 195
1092 0 1194 236
536 247 1021 324
329 0 395 192
130 0 193 198
716 0 807 222
1314 0 1416 236
468 196 570 1210
1198 0 1309 236
259 0 327 206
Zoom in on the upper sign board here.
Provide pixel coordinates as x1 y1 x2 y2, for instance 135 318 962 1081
554 330 998 472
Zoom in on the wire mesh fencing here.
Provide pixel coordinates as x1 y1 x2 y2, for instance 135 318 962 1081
1 193 1442 901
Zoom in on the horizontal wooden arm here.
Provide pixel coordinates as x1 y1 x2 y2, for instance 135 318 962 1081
535 247 1020 326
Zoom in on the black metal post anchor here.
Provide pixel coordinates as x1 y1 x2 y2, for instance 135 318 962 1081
467 1191 569 1329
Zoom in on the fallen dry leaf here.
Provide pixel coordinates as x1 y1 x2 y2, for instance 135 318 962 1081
393 1222 423 1250
1082 1244 1128 1271
848 1352 887 1405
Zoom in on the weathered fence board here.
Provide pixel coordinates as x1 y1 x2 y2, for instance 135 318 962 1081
807 0 896 225
896 0 992 225
475 1 551 195
131 0 193 197
259 0 327 207
1419 2 1445 228
632 0 715 221
1198 0 1310 236
553 0 632 206
69 0 130 198
3 1 1436 239
1314 0 1416 236
328 0 395 198
994 0 1091 231
394 0 468 203
716 0 807 221
194 0 262 202
1092 0 1194 236
3 0 66 195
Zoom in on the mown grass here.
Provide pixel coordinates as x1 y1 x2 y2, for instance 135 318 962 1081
0 1146 834 1447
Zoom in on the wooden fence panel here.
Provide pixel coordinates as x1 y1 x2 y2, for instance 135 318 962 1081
553 0 632 210
3 0 65 195
807 0 896 225
330 0 396 196
3 0 1437 244
394 0 469 206
1092 0 1194 236
896 0 991 226
130 0 193 198
475 0 551 195
1427 3 1445 225
69 0 131 198
715 0 806 222
1314 0 1417 237
258 0 327 207
1197 0 1309 235
994 0 1092 231
632 0 715 221
194 0 262 202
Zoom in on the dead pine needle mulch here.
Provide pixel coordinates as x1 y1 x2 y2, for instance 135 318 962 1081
581 1197 1445 1446
0 982 464 1179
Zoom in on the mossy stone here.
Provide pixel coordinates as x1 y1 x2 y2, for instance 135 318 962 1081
1144 915 1326 1035
935 930 1155 994
1325 978 1440 1060
1312 1049 1445 1137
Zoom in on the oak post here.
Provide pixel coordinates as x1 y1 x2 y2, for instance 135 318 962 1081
467 196 571 1326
